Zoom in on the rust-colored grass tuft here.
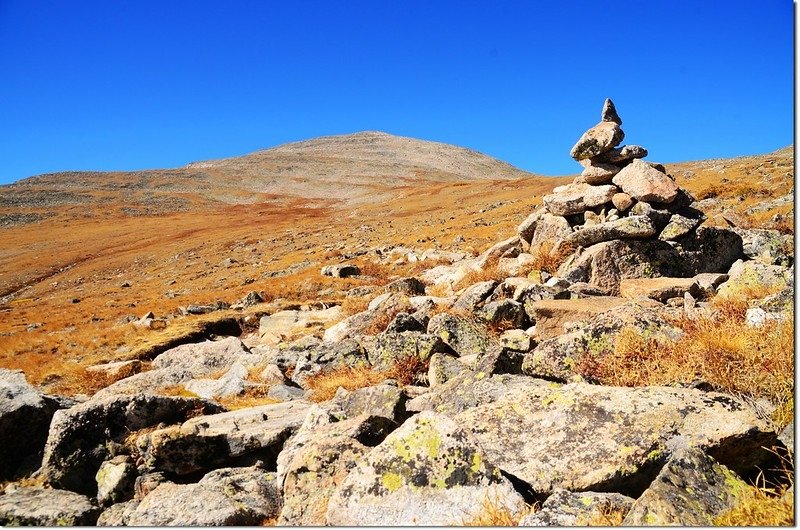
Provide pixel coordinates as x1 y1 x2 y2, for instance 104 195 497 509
463 497 538 526
585 505 626 526
576 290 793 429
455 263 506 290
529 240 575 275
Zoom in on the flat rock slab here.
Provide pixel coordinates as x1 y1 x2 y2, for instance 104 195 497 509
455 382 775 496
619 277 701 302
138 400 312 475
526 297 627 340
325 411 525 526
565 215 656 248
0 487 100 526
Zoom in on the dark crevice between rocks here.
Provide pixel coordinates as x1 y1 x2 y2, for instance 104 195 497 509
500 470 547 506
353 417 398 448
707 432 784 485
582 455 669 499
172 445 283 485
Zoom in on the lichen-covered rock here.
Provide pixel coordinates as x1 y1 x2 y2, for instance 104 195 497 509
594 144 648 164
427 353 469 387
524 297 627 340
583 184 619 208
406 371 547 415
324 293 412 341
455 382 776 496
327 383 407 422
672 226 744 275
150 336 257 374
427 313 498 357
95 456 136 506
366 331 448 371
612 159 678 203
570 121 625 160
453 280 499 311
0 369 63 480
384 312 426 333
97 500 139 526
622 447 750 526
325 411 525 526
291 338 369 388
732 227 793 266
40 394 222 494
716 259 791 299
480 299 526 329
136 400 311 475
565 215 656 247
126 465 281 526
0 487 100 526
580 161 620 185
278 415 394 525
384 277 426 295
519 488 634 526
658 213 701 241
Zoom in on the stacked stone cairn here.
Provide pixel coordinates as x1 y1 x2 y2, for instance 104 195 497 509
514 98 740 295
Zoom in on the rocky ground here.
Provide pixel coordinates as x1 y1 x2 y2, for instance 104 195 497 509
0 102 794 526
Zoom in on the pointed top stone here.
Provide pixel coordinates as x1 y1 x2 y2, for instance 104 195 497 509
601 98 622 125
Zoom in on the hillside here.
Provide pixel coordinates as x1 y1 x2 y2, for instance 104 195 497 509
0 131 538 225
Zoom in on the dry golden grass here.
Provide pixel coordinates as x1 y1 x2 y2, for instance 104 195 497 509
158 384 201 398
217 390 281 410
714 453 794 526
577 290 794 428
463 497 538 526
585 505 626 526
339 295 372 317
529 240 575 275
305 355 430 402
454 263 506 290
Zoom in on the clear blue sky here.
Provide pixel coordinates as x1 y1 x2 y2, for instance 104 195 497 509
0 0 793 184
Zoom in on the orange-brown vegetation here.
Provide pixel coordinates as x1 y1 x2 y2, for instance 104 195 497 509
463 497 538 526
305 355 430 402
529 240 575 275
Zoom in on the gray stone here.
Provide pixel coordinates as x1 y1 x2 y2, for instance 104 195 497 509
623 448 749 526
571 122 625 160
150 336 257 375
136 400 312 475
659 213 702 240
717 260 791 299
453 280 499 311
612 159 679 203
456 382 776 496
328 383 407 422
0 369 63 480
427 313 498 357
96 456 136 506
543 183 589 216
476 235 522 268
291 339 369 388
384 312 426 333
40 394 222 494
366 332 448 372
733 227 792 266
384 277 426 295
517 208 546 245
267 384 306 401
601 97 622 125
427 353 469 387
481 299 526 329
594 144 648 164
126 466 281 526
325 412 526 526
564 215 657 247
580 162 620 185
97 500 139 526
583 184 619 208
672 226 744 276
259 307 343 344
520 488 634 526
0 487 100 526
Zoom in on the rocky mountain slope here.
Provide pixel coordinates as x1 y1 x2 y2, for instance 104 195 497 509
0 131 538 225
0 102 794 526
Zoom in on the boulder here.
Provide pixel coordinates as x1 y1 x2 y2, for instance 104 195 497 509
619 277 702 303
580 161 620 185
623 448 750 526
716 260 791 299
384 277 426 296
732 227 792 266
384 312 426 333
136 400 311 475
95 455 136 506
524 297 627 340
278 415 394 525
480 299 526 329
601 97 622 124
321 264 360 277
670 226 744 275
564 215 657 247
693 272 729 296
452 280 498 311
497 252 537 277
543 183 589 216
570 121 625 160
455 382 776 496
476 235 522 268
85 360 142 379
184 362 248 399
325 411 525 526
530 213 573 249
97 500 139 526
583 184 619 208
612 159 678 203
658 213 702 241
0 369 63 479
40 394 222 494
427 313 498 357
259 307 343 344
267 384 306 402
611 192 635 211
366 332 448 371
517 208 546 245
323 294 412 342
0 487 100 526
291 338 369 388
427 352 469 387
126 466 281 526
519 488 634 526
594 144 648 164
327 383 408 422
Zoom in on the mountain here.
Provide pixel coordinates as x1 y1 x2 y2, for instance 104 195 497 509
0 132 539 225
